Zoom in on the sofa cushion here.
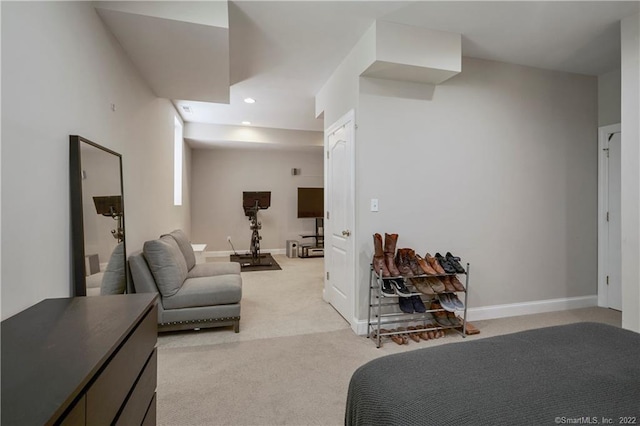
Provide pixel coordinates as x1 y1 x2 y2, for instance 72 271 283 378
162 274 242 310
143 236 188 297
188 262 240 278
162 229 196 270
101 242 126 295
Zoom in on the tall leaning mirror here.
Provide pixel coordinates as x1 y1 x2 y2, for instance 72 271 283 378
70 135 127 296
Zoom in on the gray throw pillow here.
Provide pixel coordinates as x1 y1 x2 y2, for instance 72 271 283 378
162 229 196 270
101 242 126 295
143 236 188 297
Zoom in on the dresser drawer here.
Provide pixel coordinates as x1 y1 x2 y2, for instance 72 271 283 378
60 395 86 426
141 394 157 426
86 305 157 425
115 348 157 425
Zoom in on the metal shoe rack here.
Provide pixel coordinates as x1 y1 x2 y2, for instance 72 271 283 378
367 263 470 348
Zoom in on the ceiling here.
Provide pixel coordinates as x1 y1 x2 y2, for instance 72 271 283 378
100 1 640 134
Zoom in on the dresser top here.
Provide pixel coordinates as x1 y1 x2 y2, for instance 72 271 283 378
1 293 157 425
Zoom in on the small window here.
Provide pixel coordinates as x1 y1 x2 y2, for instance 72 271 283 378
174 117 183 206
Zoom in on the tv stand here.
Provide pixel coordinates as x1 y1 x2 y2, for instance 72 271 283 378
299 218 324 258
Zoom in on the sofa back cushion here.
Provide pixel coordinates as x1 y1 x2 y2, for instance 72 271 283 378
162 229 196 270
101 242 126 295
143 236 188 297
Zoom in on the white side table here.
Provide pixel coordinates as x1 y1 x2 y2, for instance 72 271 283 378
191 244 207 264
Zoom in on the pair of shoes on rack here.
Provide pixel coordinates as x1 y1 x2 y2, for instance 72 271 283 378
373 233 408 278
399 295 427 313
410 277 447 295
371 328 405 345
426 323 446 339
431 301 453 327
445 252 466 273
399 327 420 343
380 278 411 297
395 248 420 277
447 312 462 327
437 293 465 312
434 253 458 274
425 253 446 275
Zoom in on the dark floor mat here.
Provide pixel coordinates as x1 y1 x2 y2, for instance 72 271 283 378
230 253 281 271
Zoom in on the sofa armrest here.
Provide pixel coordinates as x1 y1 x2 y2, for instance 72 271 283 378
188 262 241 278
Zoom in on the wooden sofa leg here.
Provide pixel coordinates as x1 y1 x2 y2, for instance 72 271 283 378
234 320 240 333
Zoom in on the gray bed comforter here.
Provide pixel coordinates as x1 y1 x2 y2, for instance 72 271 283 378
346 322 640 426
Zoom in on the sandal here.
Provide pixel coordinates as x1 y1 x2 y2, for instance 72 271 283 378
397 327 411 344
387 328 405 345
424 323 436 339
406 326 422 342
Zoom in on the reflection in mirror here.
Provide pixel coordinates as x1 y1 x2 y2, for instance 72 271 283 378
70 135 127 296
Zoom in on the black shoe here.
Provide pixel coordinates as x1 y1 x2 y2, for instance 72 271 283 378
435 253 457 274
411 295 426 313
445 252 466 273
398 297 414 313
380 279 395 297
390 279 411 297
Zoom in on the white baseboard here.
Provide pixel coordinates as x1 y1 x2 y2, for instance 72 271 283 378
466 295 598 321
204 248 286 258
352 295 598 336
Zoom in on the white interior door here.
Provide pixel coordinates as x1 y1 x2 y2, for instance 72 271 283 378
324 111 354 325
607 131 622 311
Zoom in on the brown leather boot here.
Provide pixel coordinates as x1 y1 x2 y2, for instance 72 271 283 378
426 252 446 274
372 234 390 277
394 249 414 277
415 254 437 275
383 233 401 277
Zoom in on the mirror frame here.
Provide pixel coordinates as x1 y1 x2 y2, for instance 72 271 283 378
70 135 126 296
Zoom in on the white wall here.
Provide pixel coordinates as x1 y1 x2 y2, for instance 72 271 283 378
320 56 597 322
191 147 323 252
598 68 621 127
620 13 640 332
1 2 190 319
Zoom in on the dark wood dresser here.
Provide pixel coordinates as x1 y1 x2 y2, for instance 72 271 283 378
1 293 158 425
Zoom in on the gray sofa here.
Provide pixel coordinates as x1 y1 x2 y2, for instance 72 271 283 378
129 229 242 332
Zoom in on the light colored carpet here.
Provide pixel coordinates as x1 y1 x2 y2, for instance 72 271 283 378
157 255 621 425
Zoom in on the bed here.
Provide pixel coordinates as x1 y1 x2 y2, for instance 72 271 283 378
346 322 640 426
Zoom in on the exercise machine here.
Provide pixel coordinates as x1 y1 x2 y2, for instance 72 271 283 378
93 195 124 242
240 191 273 266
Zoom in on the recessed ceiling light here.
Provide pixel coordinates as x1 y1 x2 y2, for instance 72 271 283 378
242 121 251 125
244 98 256 104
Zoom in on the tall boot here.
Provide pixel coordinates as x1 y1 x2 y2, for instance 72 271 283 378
383 233 401 277
372 233 390 277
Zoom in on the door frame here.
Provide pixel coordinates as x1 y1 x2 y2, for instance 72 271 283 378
597 123 621 308
323 109 356 330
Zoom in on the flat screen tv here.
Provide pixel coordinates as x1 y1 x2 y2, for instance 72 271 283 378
297 187 324 218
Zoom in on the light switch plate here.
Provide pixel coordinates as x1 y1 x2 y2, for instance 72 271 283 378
371 198 379 212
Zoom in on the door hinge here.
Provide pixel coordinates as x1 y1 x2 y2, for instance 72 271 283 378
326 151 329 159
607 211 609 222
604 148 609 158
606 275 609 285
326 211 330 220
326 271 330 280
